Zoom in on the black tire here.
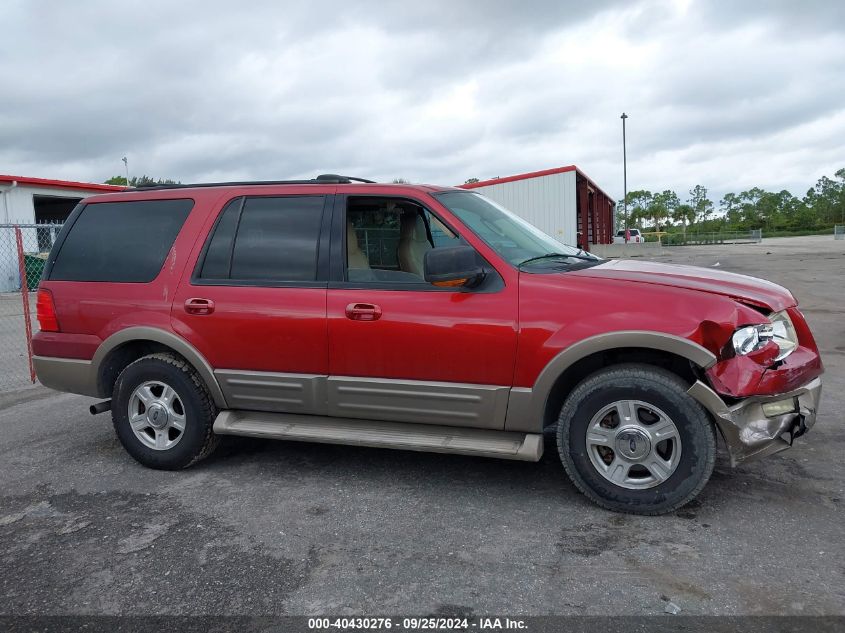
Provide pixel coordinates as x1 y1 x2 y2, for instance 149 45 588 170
556 363 716 515
112 353 219 470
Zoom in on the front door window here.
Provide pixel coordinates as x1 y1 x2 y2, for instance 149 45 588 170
345 197 461 283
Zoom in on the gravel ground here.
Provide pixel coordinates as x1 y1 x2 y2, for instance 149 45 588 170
0 235 843 616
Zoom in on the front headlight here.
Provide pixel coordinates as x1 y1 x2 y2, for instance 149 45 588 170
769 310 798 360
732 324 774 355
731 311 797 361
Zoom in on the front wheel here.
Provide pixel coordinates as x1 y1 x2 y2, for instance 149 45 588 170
557 364 716 515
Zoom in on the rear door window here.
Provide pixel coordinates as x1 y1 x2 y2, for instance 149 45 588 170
49 199 193 282
197 195 325 283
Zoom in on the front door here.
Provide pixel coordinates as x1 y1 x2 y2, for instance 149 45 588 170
326 193 518 430
172 191 332 414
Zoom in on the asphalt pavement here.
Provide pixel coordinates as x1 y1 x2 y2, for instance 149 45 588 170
1 235 843 616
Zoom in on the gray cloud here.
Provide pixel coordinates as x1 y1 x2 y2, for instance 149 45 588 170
698 0 845 35
1 0 843 203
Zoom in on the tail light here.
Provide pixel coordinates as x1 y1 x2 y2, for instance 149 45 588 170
36 288 60 332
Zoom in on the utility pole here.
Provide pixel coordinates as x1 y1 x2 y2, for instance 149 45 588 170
621 113 628 236
122 156 130 187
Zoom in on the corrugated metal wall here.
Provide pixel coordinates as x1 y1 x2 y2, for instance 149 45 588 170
467 170 578 246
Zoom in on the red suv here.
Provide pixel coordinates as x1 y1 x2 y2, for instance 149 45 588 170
32 176 823 514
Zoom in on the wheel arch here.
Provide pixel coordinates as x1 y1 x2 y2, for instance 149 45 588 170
506 331 717 433
93 327 227 408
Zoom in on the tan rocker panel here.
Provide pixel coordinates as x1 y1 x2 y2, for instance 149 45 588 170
215 370 329 415
215 371 511 430
326 377 510 430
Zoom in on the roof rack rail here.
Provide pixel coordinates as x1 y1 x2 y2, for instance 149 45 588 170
315 174 376 184
133 175 376 191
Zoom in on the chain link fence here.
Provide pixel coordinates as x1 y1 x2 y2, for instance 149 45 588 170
0 222 64 392
663 230 763 246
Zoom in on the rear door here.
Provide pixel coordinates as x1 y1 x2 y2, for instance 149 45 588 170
325 192 519 430
172 190 333 415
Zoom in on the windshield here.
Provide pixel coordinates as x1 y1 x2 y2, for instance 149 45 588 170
433 190 599 266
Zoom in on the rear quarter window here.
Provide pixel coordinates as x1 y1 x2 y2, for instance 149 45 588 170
48 199 194 282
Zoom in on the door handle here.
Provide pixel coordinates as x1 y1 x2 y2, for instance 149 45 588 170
345 303 382 321
184 297 215 315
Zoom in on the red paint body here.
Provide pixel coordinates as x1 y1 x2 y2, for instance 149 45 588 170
327 288 517 384
33 183 823 402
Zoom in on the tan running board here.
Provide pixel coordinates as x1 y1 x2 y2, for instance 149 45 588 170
214 410 543 462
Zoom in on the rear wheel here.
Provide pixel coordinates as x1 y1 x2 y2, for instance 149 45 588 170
556 364 716 515
112 353 219 470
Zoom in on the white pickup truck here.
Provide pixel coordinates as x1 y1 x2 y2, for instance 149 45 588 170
613 229 644 244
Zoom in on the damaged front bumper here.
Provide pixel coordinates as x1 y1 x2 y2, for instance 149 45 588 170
688 376 822 466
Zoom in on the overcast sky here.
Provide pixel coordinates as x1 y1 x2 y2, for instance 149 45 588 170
2 0 844 202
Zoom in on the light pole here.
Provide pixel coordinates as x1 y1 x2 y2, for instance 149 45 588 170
621 113 628 236
122 156 130 187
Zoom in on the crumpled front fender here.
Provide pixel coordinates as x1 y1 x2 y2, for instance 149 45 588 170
704 307 823 399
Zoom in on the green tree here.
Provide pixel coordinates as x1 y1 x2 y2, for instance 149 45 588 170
651 190 679 233
618 190 653 231
612 168 845 236
757 190 803 231
688 185 714 226
803 170 845 226
717 188 807 232
837 168 845 224
105 175 179 187
737 188 765 229
720 192 742 227
672 203 696 235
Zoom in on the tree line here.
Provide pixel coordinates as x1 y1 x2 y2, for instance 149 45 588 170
616 168 845 235
105 175 179 187
101 169 845 236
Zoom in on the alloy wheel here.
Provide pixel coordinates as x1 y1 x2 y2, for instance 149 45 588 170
127 380 187 451
585 399 682 489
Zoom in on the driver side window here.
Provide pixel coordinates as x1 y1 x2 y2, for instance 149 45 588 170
346 197 461 283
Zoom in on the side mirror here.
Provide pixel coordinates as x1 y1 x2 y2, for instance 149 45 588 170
423 245 485 288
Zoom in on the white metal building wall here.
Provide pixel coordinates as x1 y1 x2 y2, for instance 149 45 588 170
467 170 578 246
0 184 99 292
0 184 98 224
